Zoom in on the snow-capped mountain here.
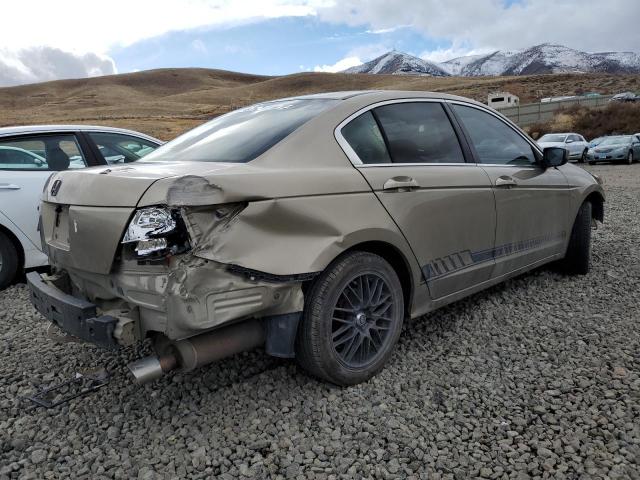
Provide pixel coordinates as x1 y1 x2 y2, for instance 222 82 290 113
342 44 640 77
440 44 640 76
343 51 450 77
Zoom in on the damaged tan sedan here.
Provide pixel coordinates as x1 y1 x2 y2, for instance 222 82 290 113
27 91 605 386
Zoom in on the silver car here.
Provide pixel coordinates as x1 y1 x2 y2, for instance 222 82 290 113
587 135 640 165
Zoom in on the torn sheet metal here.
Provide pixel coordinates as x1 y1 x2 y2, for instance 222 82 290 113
180 193 417 278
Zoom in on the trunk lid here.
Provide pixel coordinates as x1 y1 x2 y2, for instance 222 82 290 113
43 161 238 207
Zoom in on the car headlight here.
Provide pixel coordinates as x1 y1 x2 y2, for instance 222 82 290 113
122 207 187 257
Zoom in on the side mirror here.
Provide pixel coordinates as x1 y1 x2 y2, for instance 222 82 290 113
541 147 568 168
565 139 574 144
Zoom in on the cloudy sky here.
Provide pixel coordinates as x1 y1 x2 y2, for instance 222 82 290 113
1 0 638 86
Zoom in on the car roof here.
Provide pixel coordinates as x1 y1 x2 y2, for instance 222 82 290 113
278 91 377 101
271 90 491 108
284 90 482 104
0 124 162 143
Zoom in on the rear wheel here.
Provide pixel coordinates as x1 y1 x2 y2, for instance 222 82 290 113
296 251 404 386
559 201 592 275
0 232 19 290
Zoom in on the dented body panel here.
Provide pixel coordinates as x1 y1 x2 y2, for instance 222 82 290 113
33 90 604 352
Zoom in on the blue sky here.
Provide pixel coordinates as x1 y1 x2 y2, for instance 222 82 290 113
0 0 638 86
111 17 448 75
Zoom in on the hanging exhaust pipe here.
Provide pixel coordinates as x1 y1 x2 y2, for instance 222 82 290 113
128 318 265 384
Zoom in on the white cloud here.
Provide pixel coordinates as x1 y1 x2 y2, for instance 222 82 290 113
0 47 116 87
314 56 363 72
0 0 331 54
317 0 640 53
365 25 411 35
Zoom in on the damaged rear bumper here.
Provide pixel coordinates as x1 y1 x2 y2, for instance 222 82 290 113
27 256 308 350
27 272 119 348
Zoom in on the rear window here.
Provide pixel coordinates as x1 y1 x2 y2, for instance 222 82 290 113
142 99 338 163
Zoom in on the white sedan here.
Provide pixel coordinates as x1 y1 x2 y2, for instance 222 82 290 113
0 125 162 289
537 133 590 163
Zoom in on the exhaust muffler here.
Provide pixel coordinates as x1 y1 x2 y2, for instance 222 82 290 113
128 318 265 384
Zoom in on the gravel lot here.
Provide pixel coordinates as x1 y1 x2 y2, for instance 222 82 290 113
1 163 639 480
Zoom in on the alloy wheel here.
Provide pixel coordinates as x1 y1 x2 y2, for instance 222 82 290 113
331 273 395 368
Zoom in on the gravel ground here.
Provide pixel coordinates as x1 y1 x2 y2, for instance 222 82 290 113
1 163 639 480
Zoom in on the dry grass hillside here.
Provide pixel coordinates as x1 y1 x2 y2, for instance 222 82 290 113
1 68 639 140
528 102 640 140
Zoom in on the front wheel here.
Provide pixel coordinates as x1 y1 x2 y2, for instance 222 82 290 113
627 151 634 165
558 201 592 275
0 232 19 290
579 149 587 163
296 251 404 386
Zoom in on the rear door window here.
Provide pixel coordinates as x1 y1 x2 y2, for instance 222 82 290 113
88 132 160 164
373 102 465 164
0 134 87 171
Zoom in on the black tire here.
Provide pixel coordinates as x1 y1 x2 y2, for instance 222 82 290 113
627 151 634 165
0 231 19 289
559 201 592 275
296 251 404 386
579 149 587 164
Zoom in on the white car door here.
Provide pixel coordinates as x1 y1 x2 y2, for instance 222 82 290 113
564 135 577 157
0 133 89 266
577 135 588 156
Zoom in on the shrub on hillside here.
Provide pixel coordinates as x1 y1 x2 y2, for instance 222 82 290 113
525 103 640 140
573 103 640 139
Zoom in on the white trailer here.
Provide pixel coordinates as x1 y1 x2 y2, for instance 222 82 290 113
488 92 520 109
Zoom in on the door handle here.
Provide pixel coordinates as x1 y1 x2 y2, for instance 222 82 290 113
0 184 21 190
383 176 420 191
495 176 517 188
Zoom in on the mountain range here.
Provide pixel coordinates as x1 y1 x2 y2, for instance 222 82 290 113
343 44 640 77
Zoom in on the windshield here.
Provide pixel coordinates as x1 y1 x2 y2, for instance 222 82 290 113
539 134 567 143
142 99 338 163
599 136 631 146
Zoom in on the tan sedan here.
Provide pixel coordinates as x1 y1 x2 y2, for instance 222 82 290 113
28 91 604 386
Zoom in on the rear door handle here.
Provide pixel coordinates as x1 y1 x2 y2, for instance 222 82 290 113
0 184 21 190
383 176 420 191
495 176 517 188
